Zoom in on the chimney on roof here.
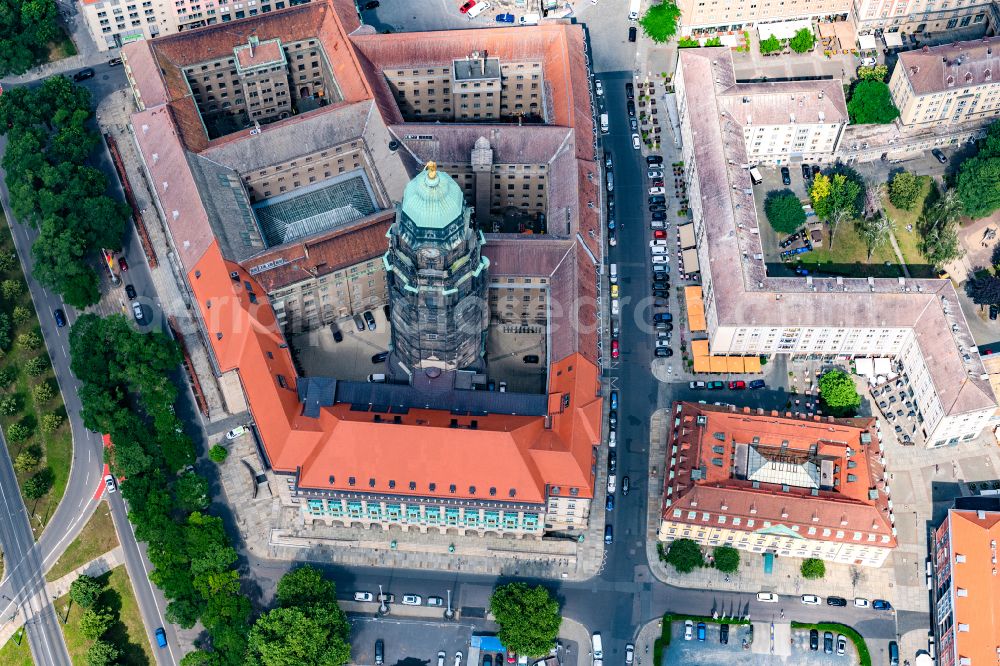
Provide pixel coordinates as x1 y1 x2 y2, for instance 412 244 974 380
482 50 487 76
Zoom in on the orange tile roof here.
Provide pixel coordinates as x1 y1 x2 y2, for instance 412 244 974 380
946 509 1000 664
663 403 896 547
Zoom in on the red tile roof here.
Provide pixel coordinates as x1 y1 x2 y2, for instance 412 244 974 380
662 403 896 547
944 509 1000 664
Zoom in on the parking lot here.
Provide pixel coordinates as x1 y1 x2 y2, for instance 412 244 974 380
662 624 857 666
351 616 475 666
291 307 391 380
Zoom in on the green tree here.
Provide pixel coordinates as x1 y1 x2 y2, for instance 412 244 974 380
801 558 826 579
209 445 229 463
12 305 31 326
759 35 782 54
1 279 23 300
847 81 900 124
855 214 895 260
70 575 104 609
246 604 351 666
85 639 121 666
489 583 562 657
764 190 806 234
180 651 219 666
0 251 17 272
713 545 740 574
277 565 337 608
7 421 30 443
788 28 815 53
174 472 210 512
639 1 681 43
16 331 41 350
812 172 863 248
13 446 40 473
25 354 50 377
0 312 11 351
0 365 16 389
965 273 1000 306
818 369 860 417
857 64 889 82
79 607 115 640
918 189 965 268
888 171 921 210
956 153 1000 219
0 394 20 415
41 412 63 433
32 381 55 404
662 538 704 573
23 468 53 499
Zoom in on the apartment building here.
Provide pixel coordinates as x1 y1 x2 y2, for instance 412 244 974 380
890 37 1000 128
676 0 850 35
676 48 996 447
853 0 997 37
715 80 848 165
659 403 896 567
122 3 604 540
930 499 1000 666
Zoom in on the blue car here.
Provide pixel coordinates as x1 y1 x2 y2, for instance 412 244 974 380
749 379 765 390
696 622 706 641
155 627 167 648
610 390 618 410
872 599 893 611
605 494 614 511
495 12 514 23
53 308 66 328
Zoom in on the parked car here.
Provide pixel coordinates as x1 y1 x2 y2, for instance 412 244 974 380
108 57 123 66
827 596 847 606
628 26 637 42
459 0 476 13
801 594 821 605
836 634 847 656
749 379 766 389
653 312 673 322
655 347 672 358
495 12 514 22
689 381 706 389
604 524 613 544
53 308 67 328
649 195 665 204
118 256 129 271
853 597 869 607
523 354 540 363
872 599 893 611
648 169 664 179
696 622 706 641
608 410 617 428
595 80 604 96
756 592 779 602
823 632 834 654
801 163 812 181
371 351 389 364
610 390 619 410
626 100 635 117
611 339 619 359
483 655 493 666
131 301 145 324
708 381 725 390
625 82 634 100
624 644 634 665
649 204 666 212
729 380 746 390
781 166 791 185
632 133 641 150
684 620 694 641
402 594 422 606
719 623 729 645
73 68 96 82
226 425 248 439
331 322 343 343
809 629 819 651
605 494 614 511
648 186 665 195
653 229 666 239
651 211 667 221
646 155 663 165
353 313 366 331
932 148 948 163
125 283 137 299
363 0 380 7
364 310 377 330
354 592 374 601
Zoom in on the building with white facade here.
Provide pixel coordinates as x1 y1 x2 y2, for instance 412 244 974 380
676 48 996 448
890 36 1000 128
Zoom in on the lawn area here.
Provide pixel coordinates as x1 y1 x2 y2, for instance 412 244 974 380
883 175 936 278
0 628 32 666
45 504 118 582
792 219 904 278
58 566 152 666
0 212 73 538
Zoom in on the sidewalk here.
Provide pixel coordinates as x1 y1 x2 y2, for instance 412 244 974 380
0 546 124 647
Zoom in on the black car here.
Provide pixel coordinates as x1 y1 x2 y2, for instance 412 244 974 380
651 211 667 221
53 308 67 328
809 629 819 651
626 100 636 117
652 280 669 290
649 195 666 204
108 57 123 67
628 26 637 42
353 313 366 331
331 322 343 343
655 347 672 358
826 596 847 607
483 656 492 666
523 354 540 364
646 155 663 165
719 624 729 645
611 320 620 339
625 82 634 100
608 410 618 428
124 284 137 300
383 304 391 320
375 640 384 666
363 0 380 8
363 310 376 330
801 164 812 181
371 351 389 364
656 322 673 332
823 632 834 655
932 148 948 163
608 194 615 209
652 289 669 298
811 164 820 178
990 304 999 321
72 68 95 82
652 269 669 280
605 154 613 170
780 166 791 185
649 204 666 212
653 312 672 322
621 476 630 495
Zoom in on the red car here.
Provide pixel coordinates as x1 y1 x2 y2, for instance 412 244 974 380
611 339 620 359
118 256 129 272
459 0 476 12
729 380 746 390
652 180 664 187
653 229 666 239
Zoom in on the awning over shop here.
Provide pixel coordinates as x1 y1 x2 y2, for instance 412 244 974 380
757 19 813 41
682 248 700 274
832 21 856 51
874 357 892 375
678 224 696 249
743 356 761 373
684 285 706 332
689 340 763 374
692 340 710 357
719 33 741 47
710 356 729 373
855 357 875 377
883 31 903 47
858 33 877 50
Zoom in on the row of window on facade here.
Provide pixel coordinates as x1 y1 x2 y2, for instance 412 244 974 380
306 499 542 530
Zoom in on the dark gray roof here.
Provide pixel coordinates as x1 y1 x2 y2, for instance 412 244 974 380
186 153 266 263
298 377 338 418
334 380 548 416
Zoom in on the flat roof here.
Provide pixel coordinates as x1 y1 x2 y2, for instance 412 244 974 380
454 56 501 81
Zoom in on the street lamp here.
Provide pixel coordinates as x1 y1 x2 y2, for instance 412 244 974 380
445 589 454 620
378 584 388 615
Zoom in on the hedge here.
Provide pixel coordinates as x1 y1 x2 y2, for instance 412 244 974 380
791 622 871 666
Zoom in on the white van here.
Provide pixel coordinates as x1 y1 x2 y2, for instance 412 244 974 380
628 0 641 20
368 373 387 383
592 633 603 661
466 1 491 18
609 263 618 284
519 12 539 25
748 166 763 185
599 113 609 133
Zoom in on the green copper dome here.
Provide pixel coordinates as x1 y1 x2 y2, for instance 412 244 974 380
400 163 465 229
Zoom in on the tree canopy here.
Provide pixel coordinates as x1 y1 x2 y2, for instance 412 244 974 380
277 565 337 608
759 35 781 54
965 273 1000 306
70 575 104 609
662 538 704 573
918 188 964 268
818 370 860 417
0 0 63 76
810 172 863 248
763 190 806 234
888 171 921 210
788 28 815 53
956 123 1000 219
855 214 894 260
490 583 562 657
246 605 351 666
847 81 900 124
639 1 681 43
800 558 826 580
856 64 888 82
712 546 740 574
